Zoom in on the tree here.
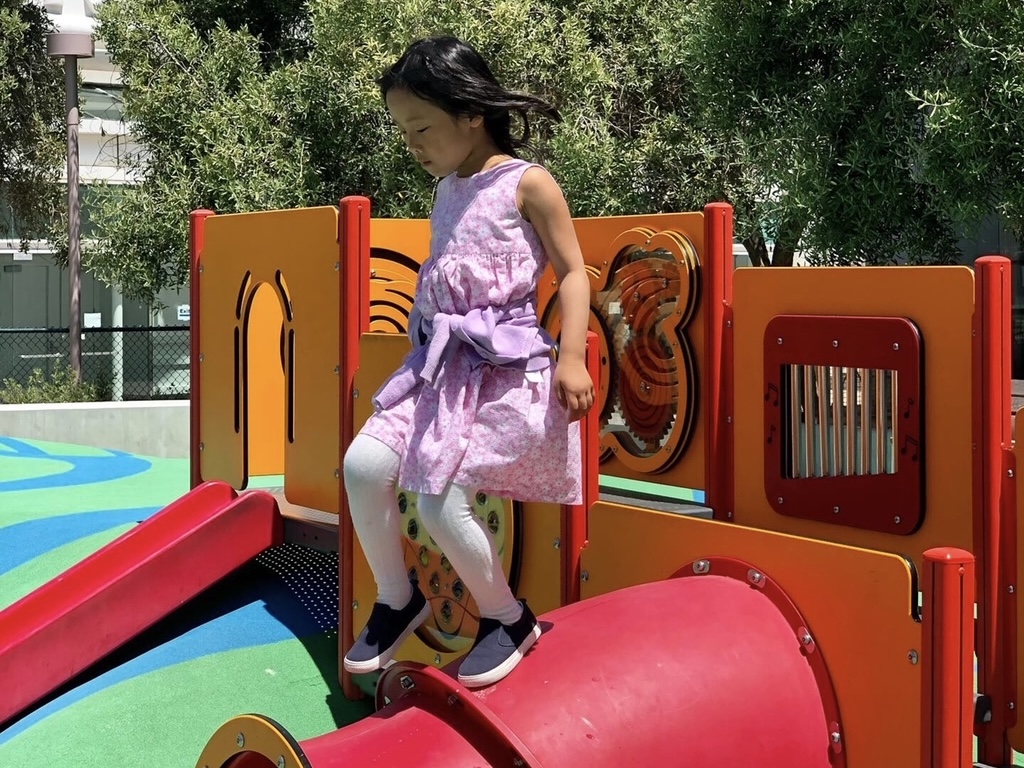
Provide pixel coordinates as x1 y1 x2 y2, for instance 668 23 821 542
0 0 64 247
680 0 1024 266
91 0 717 301
916 2 1024 246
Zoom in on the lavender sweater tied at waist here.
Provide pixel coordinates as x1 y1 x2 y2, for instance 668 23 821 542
373 298 555 412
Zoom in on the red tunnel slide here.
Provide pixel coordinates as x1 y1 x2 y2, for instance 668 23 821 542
0 481 282 726
202 574 837 768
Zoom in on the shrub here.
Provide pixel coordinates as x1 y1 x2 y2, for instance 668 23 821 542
0 366 100 404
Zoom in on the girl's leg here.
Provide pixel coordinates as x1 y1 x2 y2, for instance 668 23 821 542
342 433 429 674
418 484 541 687
416 484 521 624
342 433 410 608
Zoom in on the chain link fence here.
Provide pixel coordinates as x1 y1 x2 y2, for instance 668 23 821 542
0 327 190 401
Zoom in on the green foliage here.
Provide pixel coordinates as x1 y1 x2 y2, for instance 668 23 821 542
0 366 100 404
0 0 64 246
92 0 718 300
681 0 971 265
916 2 1024 241
92 0 1024 288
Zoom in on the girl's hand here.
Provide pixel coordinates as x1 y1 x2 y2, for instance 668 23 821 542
555 359 595 422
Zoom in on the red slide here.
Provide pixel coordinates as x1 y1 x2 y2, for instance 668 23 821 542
0 481 282 726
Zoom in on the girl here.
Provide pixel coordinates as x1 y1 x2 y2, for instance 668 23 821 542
343 35 594 689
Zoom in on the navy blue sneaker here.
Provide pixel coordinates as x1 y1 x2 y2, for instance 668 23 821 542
458 601 541 688
344 587 430 674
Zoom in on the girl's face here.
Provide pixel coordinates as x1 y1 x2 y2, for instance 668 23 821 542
385 88 484 178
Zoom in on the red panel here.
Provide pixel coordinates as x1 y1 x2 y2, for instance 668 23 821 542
704 203 735 520
763 314 923 534
338 196 372 700
920 547 975 768
561 330 601 605
972 256 1015 762
0 482 282 725
189 208 215 488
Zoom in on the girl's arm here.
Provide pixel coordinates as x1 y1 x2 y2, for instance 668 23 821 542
518 166 595 421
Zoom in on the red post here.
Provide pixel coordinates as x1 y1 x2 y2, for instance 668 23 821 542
921 547 975 768
561 330 601 604
338 196 371 700
704 203 734 520
972 255 1015 763
189 209 214 489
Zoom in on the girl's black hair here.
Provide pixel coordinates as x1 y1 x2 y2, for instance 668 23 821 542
377 36 561 158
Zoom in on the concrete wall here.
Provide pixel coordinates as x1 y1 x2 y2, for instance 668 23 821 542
0 401 189 459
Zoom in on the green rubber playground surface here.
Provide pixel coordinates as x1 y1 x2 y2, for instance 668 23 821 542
0 437 372 768
1 435 1021 767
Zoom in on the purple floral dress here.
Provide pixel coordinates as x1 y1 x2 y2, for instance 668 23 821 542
361 159 582 505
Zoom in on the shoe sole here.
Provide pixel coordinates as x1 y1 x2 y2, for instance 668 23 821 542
343 601 432 675
457 622 542 689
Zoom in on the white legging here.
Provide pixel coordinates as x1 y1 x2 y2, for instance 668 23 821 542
343 432 523 625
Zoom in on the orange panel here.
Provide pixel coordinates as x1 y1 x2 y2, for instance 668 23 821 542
1011 414 1024 753
537 212 710 494
582 502 922 767
732 266 975 571
245 283 285 477
199 206 341 514
514 501 565 617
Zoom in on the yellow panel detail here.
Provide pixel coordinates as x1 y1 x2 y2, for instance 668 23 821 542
732 266 975 571
246 283 285 477
193 713 306 768
199 206 341 516
582 501 922 768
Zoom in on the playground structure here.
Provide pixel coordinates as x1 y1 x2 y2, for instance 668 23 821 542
0 196 1019 767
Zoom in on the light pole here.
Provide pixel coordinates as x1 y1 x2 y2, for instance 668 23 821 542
46 0 94 383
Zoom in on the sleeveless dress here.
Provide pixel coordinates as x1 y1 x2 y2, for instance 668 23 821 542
360 159 582 505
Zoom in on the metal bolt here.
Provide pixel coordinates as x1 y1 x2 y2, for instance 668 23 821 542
833 506 840 514
777 496 784 504
334 365 340 374
726 511 733 519
198 353 205 362
726 320 732 328
894 515 901 524
1011 702 1017 710
581 570 590 582
199 442 205 451
435 654 442 664
830 732 841 744
334 262 340 271
553 538 561 549
800 632 812 645
353 389 359 398
1009 585 1016 594
277 757 287 768
726 415 732 423
748 569 763 584
513 759 525 767
399 675 415 690
334 468 340 478
908 650 919 664
832 340 839 348
893 343 900 350
777 337 783 345
1009 469 1015 478
693 560 710 574
236 733 245 748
